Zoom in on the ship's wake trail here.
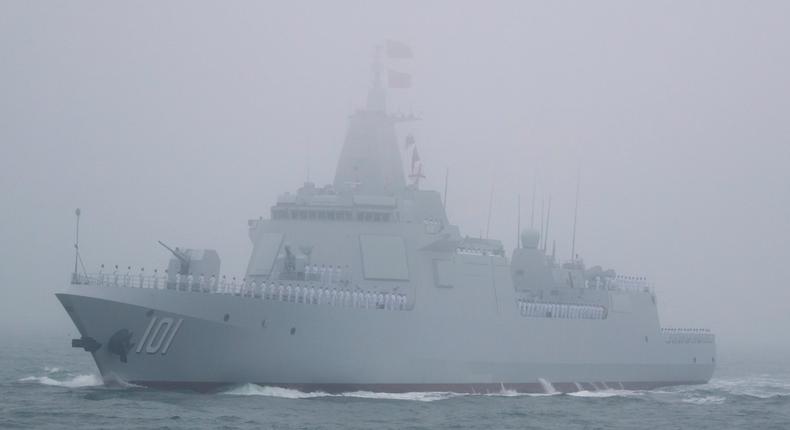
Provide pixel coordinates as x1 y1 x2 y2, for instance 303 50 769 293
221 384 563 401
665 376 790 402
567 389 643 398
220 384 459 401
221 384 331 399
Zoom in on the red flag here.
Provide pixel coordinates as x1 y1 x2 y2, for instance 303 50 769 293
388 69 411 89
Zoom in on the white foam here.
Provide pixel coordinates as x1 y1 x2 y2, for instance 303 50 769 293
705 376 790 399
221 385 488 402
683 395 725 405
19 374 102 388
44 366 63 374
568 389 642 398
221 384 330 399
103 373 145 389
537 378 558 394
483 387 522 397
341 391 458 402
478 383 532 397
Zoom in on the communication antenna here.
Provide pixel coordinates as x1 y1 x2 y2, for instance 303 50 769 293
516 194 521 248
443 167 449 208
539 197 545 249
571 170 581 262
544 195 552 252
72 208 88 282
529 178 536 228
73 208 80 278
551 239 557 265
485 183 494 239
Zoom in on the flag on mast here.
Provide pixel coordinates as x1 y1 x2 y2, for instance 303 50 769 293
404 133 415 149
411 147 421 173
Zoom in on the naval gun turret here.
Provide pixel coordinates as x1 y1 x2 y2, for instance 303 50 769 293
158 241 221 289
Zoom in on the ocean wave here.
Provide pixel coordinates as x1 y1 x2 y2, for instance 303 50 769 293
340 391 459 402
202 376 790 403
221 384 331 399
482 389 561 398
19 374 102 388
567 389 643 398
706 376 790 399
220 384 567 401
220 384 461 402
682 395 726 405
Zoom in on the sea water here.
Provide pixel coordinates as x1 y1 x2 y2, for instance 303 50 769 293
2 334 789 430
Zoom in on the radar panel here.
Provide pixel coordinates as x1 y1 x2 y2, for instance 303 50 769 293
359 235 409 280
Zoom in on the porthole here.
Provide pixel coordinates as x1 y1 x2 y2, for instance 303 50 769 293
644 336 649 343
693 357 697 363
261 319 266 328
290 327 296 335
223 313 230 322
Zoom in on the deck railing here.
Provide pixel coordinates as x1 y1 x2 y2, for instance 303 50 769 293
70 271 411 311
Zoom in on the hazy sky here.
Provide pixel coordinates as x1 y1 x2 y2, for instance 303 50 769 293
1 1 788 352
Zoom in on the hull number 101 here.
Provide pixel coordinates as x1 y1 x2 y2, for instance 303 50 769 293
136 316 184 355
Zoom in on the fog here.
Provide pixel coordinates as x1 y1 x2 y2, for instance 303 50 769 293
1 1 788 354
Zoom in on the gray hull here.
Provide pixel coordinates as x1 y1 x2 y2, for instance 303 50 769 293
58 285 714 393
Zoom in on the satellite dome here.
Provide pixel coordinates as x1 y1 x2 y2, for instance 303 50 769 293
520 229 540 249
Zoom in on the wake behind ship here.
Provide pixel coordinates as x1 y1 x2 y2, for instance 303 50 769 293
57 51 715 393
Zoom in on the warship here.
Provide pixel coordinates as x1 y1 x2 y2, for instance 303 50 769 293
58 52 715 393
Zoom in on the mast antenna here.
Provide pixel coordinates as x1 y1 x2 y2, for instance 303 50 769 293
571 169 581 262
530 177 536 228
544 195 552 252
539 197 545 249
551 239 557 265
443 167 449 208
516 194 521 248
485 182 494 239
73 208 80 280
72 208 88 283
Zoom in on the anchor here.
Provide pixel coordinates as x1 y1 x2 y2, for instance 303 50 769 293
71 336 101 353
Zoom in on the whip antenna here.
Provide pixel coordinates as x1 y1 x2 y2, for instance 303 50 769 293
72 208 88 283
544 195 552 252
571 170 581 262
443 167 449 208
530 177 536 228
516 194 521 248
485 182 494 239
